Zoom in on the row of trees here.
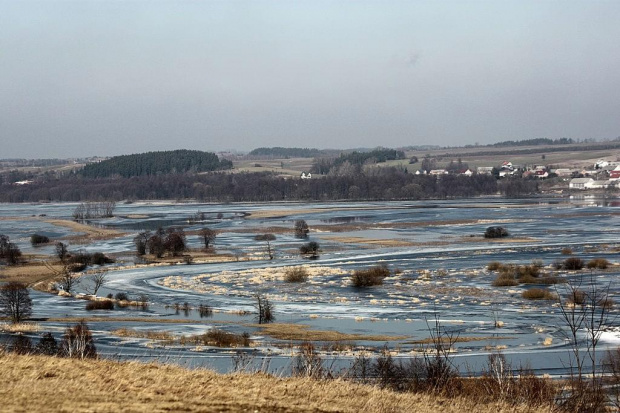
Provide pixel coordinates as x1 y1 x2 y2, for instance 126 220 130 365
0 168 503 203
72 201 116 220
6 322 96 359
134 228 188 258
311 149 406 174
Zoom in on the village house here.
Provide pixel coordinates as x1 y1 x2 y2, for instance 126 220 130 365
609 165 620 180
569 177 594 189
477 166 493 175
429 169 448 175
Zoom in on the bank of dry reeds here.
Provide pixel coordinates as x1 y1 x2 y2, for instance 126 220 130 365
0 353 552 413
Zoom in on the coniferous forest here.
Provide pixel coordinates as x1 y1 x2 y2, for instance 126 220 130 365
80 150 232 178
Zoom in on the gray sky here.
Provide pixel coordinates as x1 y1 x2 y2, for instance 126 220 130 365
2 1 620 158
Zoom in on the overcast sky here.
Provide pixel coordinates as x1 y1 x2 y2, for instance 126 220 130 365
2 1 620 158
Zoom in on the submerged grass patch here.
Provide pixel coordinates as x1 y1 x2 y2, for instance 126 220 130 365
253 323 406 342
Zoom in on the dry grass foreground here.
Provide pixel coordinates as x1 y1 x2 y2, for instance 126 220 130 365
0 353 549 413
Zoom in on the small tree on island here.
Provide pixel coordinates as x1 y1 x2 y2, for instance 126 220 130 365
294 219 309 239
253 293 275 324
300 241 320 259
55 241 68 262
0 282 32 324
199 227 217 250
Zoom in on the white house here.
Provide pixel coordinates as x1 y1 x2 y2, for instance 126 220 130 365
569 178 594 189
477 166 494 175
589 180 612 189
429 169 448 175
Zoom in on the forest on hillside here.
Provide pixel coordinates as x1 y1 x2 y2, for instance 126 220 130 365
80 150 232 178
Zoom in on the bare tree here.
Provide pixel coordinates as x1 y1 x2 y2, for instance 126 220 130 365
253 293 275 324
86 270 107 296
199 227 217 250
45 262 79 294
133 231 150 256
555 273 612 411
294 219 309 239
0 282 32 323
254 233 276 260
4 242 22 265
59 321 97 359
55 241 68 263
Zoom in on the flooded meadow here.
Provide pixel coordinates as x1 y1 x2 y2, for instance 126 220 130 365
1 196 619 376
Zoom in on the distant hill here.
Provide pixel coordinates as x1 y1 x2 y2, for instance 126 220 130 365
248 147 324 158
80 150 232 178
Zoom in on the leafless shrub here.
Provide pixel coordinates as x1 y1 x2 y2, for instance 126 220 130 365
284 267 309 283
194 329 250 347
521 288 555 300
563 257 584 270
254 293 274 324
555 274 611 412
85 300 114 311
292 342 324 378
351 265 390 287
59 321 97 359
587 258 609 270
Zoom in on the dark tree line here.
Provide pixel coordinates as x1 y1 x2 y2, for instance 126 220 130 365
311 149 406 174
248 147 324 158
80 150 232 178
491 137 574 147
0 168 503 203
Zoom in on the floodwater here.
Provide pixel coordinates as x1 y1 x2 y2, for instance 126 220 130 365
1 196 619 376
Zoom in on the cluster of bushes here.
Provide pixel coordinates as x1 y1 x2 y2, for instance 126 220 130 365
85 300 114 311
284 267 309 283
4 322 96 359
521 288 556 300
30 234 50 245
183 329 250 348
65 251 114 272
351 265 390 288
299 241 320 258
134 228 187 258
586 258 609 269
484 226 509 239
552 257 611 271
0 234 22 265
284 337 556 409
488 261 560 287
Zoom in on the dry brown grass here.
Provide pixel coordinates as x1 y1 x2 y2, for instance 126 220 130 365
0 353 550 413
0 322 40 333
522 289 557 301
43 218 125 242
113 328 174 341
254 323 406 342
0 261 65 286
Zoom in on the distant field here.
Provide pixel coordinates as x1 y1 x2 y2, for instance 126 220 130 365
232 142 620 174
